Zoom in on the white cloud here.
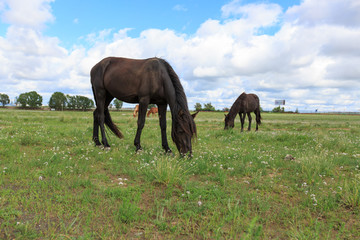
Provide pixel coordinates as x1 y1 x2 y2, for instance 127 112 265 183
173 4 187 12
222 1 282 28
286 0 360 27
0 0 54 29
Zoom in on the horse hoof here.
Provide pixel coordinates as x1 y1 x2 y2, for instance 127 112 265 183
165 150 174 157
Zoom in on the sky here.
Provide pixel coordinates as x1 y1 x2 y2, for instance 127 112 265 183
0 0 359 112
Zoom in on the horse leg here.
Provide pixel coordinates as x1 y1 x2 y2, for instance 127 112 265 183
255 110 259 131
134 101 149 152
92 108 101 146
95 90 111 148
158 104 171 153
239 113 245 132
247 112 252 131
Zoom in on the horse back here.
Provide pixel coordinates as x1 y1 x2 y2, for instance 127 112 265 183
99 57 167 104
246 94 260 111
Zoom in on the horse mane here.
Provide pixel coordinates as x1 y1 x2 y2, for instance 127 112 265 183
160 59 197 138
160 59 189 110
228 92 246 118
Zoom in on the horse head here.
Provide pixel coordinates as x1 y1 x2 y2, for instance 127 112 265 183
172 110 198 156
224 114 234 129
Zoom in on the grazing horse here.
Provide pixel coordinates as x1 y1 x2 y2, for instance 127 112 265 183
91 57 197 155
147 107 158 117
133 105 139 117
224 92 261 131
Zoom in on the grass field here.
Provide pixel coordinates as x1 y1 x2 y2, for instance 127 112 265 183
0 108 359 239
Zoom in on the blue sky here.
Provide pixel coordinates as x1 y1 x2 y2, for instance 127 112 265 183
46 0 300 48
47 0 225 44
0 0 359 112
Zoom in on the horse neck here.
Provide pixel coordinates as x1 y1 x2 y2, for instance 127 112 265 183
228 100 241 120
160 58 190 120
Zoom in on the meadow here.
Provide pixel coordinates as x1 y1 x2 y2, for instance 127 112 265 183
0 108 359 239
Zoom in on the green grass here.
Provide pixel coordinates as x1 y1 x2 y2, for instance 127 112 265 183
1 109 360 239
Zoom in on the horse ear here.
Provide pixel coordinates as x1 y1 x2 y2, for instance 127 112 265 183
191 111 199 119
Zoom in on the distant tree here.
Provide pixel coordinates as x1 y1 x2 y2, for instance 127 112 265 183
203 102 215 111
66 95 93 110
16 91 42 108
49 92 67 110
194 103 202 111
223 107 230 112
77 96 94 110
27 91 42 108
272 106 285 113
113 99 123 110
66 95 77 110
0 93 10 107
16 93 27 107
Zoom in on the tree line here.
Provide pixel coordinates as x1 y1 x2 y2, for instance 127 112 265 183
194 102 217 111
0 91 100 111
1 92 280 112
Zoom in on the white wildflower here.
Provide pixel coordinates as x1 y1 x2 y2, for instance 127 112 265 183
310 193 318 206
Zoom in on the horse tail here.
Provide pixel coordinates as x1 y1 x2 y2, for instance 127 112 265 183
91 58 124 139
256 110 262 125
104 106 124 139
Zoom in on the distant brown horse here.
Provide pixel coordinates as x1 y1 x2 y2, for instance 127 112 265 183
224 92 261 131
147 107 158 117
133 105 139 117
91 57 197 155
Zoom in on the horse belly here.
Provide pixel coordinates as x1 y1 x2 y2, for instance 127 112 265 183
105 77 140 103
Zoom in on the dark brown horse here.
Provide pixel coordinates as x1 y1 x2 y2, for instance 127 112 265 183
147 107 158 117
91 57 197 155
224 92 261 131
